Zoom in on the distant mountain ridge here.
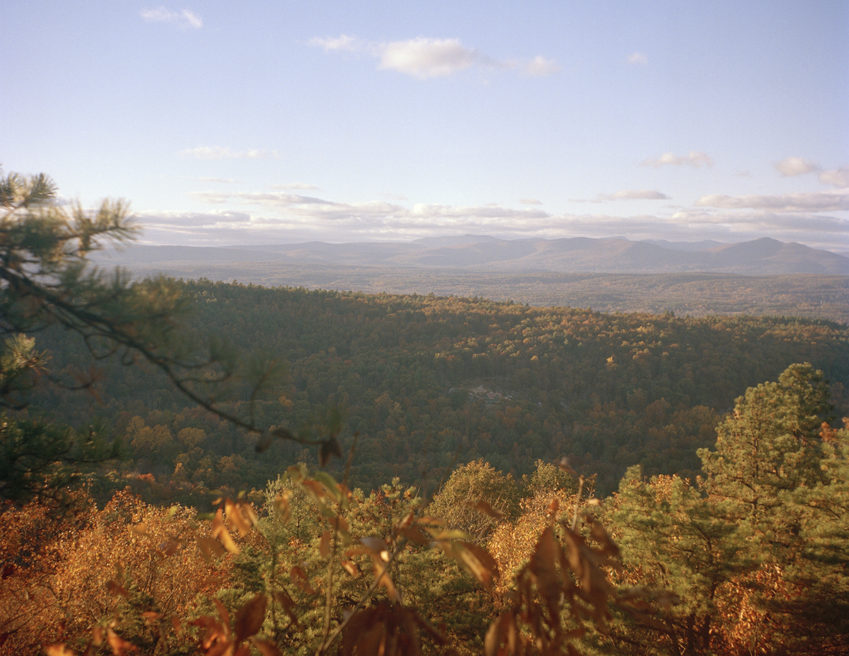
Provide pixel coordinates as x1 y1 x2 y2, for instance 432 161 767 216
107 236 849 275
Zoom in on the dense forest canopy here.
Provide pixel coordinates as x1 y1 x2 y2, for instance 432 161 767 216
20 278 849 497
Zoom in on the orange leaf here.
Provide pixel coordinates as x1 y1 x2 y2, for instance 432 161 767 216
399 524 430 545
212 508 240 554
484 612 516 656
213 598 231 628
106 628 136 655
197 535 228 560
471 500 505 521
235 593 267 642
290 566 317 595
252 638 283 656
225 499 254 536
300 479 327 499
46 645 75 656
319 530 332 558
106 580 129 597
206 641 234 656
342 560 361 578
361 536 389 557
272 590 300 627
370 556 400 603
453 541 498 586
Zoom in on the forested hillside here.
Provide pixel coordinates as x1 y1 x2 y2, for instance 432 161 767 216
24 279 849 497
97 251 849 324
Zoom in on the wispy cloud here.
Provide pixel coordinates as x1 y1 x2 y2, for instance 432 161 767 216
772 157 849 188
180 146 278 160
597 189 669 201
188 190 551 233
140 7 202 29
308 34 360 52
775 157 849 187
196 177 237 184
271 182 321 191
641 151 713 168
627 52 648 65
133 184 848 251
775 156 820 177
137 210 250 227
696 190 849 212
309 34 559 79
820 167 849 188
522 56 561 77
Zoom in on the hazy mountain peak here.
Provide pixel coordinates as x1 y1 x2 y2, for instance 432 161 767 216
99 236 849 275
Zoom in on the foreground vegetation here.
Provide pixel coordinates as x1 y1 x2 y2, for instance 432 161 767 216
2 364 847 655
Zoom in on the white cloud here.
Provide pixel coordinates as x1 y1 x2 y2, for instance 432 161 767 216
627 52 648 65
771 158 849 187
775 156 820 177
271 182 320 191
308 34 359 52
188 190 551 233
520 198 543 205
140 7 202 29
819 167 849 188
196 177 236 184
696 190 849 212
135 210 250 227
523 56 561 77
599 189 670 201
309 34 558 80
642 151 713 168
180 146 278 160
135 185 849 251
378 38 481 78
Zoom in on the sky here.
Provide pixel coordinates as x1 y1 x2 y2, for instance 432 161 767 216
2 1 848 253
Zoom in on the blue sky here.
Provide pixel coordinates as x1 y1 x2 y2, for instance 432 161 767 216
2 1 848 252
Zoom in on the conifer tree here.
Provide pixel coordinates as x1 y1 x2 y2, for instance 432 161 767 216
0 170 317 501
608 364 848 655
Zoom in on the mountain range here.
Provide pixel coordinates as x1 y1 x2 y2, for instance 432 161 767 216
103 236 849 275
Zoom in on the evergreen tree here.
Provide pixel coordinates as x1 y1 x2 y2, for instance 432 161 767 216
698 362 831 523
0 170 314 501
609 364 849 655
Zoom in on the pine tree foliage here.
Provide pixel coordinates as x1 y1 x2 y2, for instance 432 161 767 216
608 363 849 655
0 170 330 500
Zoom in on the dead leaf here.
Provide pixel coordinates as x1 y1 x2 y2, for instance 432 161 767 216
290 566 317 595
46 646 75 656
106 580 128 597
106 628 136 655
252 638 283 656
212 508 240 554
235 593 267 642
471 500 505 522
